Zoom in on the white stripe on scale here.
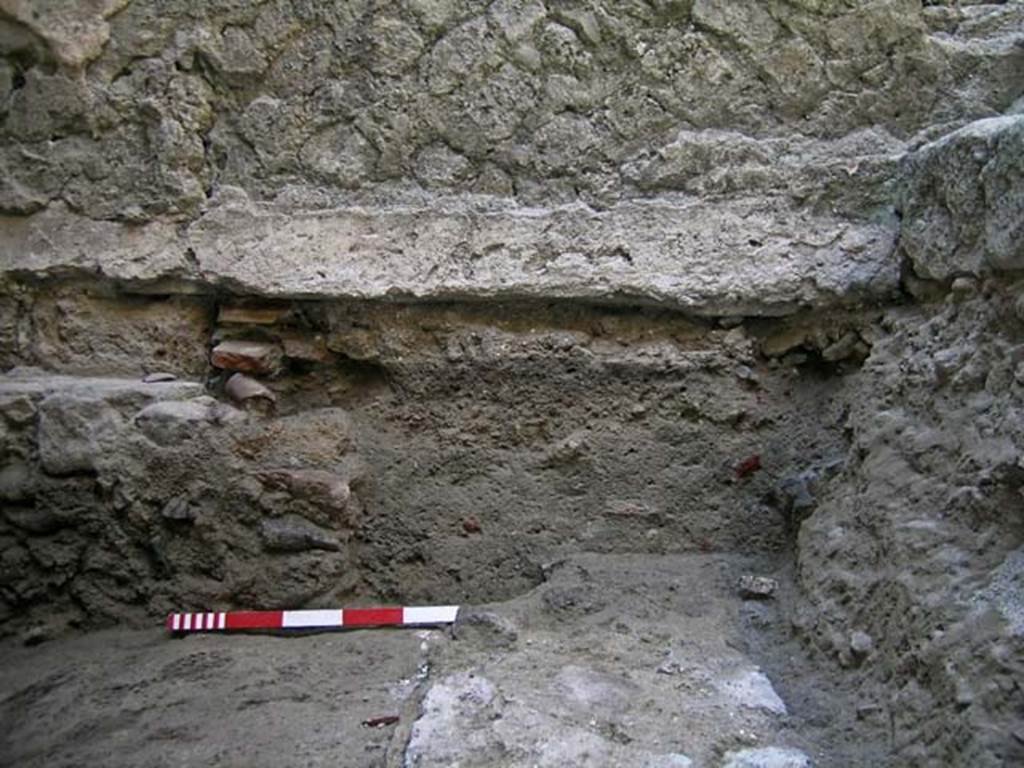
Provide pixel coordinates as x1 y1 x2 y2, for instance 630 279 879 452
282 610 342 628
402 606 460 624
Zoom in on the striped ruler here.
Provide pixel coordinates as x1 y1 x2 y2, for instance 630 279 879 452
167 606 459 634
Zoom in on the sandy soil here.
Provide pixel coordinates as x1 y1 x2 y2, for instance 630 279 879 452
0 553 888 767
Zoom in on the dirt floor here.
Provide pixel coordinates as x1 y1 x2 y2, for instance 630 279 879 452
0 553 889 768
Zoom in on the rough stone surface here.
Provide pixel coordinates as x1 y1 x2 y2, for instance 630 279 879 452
2 1 1023 313
2 1 1024 766
900 114 1024 280
721 747 811 768
738 575 779 600
0 371 365 630
0 197 900 317
261 515 341 553
403 554 879 767
796 290 1024 766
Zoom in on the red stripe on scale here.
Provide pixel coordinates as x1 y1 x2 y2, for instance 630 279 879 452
224 611 284 630
344 607 404 627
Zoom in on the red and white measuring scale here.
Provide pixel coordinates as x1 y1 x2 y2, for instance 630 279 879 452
167 605 459 634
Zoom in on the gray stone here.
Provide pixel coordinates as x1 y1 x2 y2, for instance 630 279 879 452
142 372 177 383
0 198 901 318
0 461 33 502
134 397 242 446
721 747 811 768
738 575 778 600
716 668 788 716
850 631 875 658
822 332 861 363
900 115 1024 281
260 515 341 552
160 496 196 522
37 394 121 475
0 394 37 426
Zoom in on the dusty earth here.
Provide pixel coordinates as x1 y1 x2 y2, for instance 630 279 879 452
0 554 887 768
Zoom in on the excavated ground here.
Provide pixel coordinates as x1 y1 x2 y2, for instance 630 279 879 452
1 2 1022 764
0 285 889 766
0 554 889 768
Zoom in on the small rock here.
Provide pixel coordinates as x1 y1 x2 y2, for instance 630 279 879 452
950 276 978 297
161 496 196 522
0 394 37 426
735 365 758 383
261 514 341 552
281 333 332 363
142 372 177 383
822 331 860 362
738 575 778 600
462 516 482 534
6 505 67 534
225 373 277 407
0 461 33 502
657 650 684 676
717 669 787 715
453 609 518 647
761 327 807 358
326 328 382 361
721 746 811 768
850 630 874 658
22 625 51 647
38 395 120 475
135 397 242 446
211 340 283 375
218 304 292 325
719 316 744 329
856 702 883 720
258 468 353 522
724 327 747 347
780 352 808 367
543 431 589 467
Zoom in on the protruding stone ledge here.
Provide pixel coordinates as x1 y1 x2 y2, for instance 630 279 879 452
899 114 1024 282
0 195 900 318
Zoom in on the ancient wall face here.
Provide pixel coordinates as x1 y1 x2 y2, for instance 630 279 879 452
1 1 1024 766
1 1 1022 314
2 0 1019 219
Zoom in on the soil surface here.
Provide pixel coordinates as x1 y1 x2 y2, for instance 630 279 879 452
0 554 888 767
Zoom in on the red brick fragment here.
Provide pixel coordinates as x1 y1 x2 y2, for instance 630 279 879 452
735 454 762 479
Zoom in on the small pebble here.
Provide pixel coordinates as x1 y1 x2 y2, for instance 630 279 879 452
850 630 874 658
143 372 177 383
737 575 778 600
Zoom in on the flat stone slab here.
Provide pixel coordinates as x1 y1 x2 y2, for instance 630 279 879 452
0 196 899 317
0 370 204 402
